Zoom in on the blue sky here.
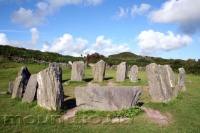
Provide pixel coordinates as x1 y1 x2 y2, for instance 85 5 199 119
0 0 200 60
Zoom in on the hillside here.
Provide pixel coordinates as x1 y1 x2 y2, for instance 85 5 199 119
0 45 200 74
108 52 140 59
0 45 82 63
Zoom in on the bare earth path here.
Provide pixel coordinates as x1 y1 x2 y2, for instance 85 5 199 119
141 106 172 125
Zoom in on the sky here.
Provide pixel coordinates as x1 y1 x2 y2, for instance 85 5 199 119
0 0 200 60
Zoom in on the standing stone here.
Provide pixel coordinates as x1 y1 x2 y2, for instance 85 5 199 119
18 66 31 85
177 68 186 91
49 62 59 67
75 86 141 111
116 62 127 82
12 76 24 98
37 67 64 110
129 65 138 83
71 61 85 81
84 61 88 69
8 82 14 93
146 63 175 103
93 60 106 82
22 74 38 103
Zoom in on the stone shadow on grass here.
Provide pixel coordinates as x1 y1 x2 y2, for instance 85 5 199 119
104 77 113 81
137 102 144 107
62 98 76 110
62 79 70 83
83 78 93 82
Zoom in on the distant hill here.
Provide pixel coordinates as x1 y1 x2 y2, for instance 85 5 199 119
108 52 140 59
0 45 200 74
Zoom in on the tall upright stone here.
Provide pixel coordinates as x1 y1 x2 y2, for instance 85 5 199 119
49 62 59 67
22 74 38 103
37 67 64 110
129 65 138 83
93 60 106 82
18 66 31 85
12 76 24 98
12 66 31 98
8 82 14 93
177 68 186 91
116 62 127 82
71 61 85 81
146 63 175 103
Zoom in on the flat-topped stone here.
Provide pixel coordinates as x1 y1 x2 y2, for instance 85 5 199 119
75 86 141 111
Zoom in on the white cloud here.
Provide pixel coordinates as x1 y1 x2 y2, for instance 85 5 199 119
92 35 131 56
11 7 47 27
149 0 200 34
112 7 129 20
46 0 82 11
137 30 193 55
11 0 103 27
0 33 9 45
30 28 40 47
0 28 40 48
131 3 150 17
41 34 88 56
84 0 103 6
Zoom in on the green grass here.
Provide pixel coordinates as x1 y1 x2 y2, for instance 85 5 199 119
0 61 200 132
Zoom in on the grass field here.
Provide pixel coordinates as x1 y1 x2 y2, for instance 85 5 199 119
0 61 200 133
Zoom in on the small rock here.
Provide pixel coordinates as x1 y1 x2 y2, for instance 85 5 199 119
0 91 7 95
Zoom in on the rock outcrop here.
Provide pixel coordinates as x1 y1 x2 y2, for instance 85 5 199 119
129 65 138 83
22 74 38 103
75 86 141 111
116 62 127 82
37 67 64 110
71 61 85 81
93 60 106 82
146 63 175 103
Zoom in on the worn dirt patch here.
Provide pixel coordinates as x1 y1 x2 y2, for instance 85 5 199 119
107 81 118 86
87 82 100 87
141 106 172 125
62 107 79 120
